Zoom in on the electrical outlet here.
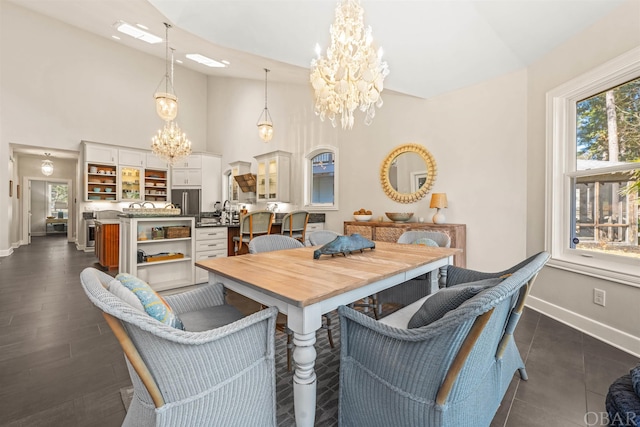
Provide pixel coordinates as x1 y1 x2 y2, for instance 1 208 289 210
594 288 606 306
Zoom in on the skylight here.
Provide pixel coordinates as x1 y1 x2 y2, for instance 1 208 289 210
186 54 226 68
114 21 162 44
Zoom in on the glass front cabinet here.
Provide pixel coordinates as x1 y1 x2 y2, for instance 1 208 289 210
120 166 142 202
254 151 291 202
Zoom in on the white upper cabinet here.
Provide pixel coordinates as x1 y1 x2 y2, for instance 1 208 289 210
118 149 146 167
145 153 169 170
172 154 202 169
84 141 117 165
254 151 291 202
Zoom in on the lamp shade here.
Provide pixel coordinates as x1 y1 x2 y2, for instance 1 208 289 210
430 193 448 209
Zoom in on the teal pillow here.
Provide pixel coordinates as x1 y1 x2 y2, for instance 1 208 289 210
412 237 439 247
407 277 502 328
116 273 184 330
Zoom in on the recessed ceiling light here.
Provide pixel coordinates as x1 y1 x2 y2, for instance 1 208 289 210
175 59 183 64
221 59 230 65
186 54 226 68
114 21 162 44
135 23 149 30
112 35 121 40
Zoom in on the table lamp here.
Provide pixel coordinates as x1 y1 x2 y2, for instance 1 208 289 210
430 193 448 224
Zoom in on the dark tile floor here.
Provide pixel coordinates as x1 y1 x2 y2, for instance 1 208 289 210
0 236 637 426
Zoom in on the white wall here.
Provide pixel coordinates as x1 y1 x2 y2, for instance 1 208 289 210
206 69 529 271
526 0 640 355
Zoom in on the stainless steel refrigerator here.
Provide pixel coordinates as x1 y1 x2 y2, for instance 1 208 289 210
171 189 201 216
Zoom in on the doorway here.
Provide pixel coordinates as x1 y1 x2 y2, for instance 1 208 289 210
23 177 73 244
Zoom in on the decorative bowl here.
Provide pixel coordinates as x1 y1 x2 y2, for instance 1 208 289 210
93 187 101 192
353 214 372 222
385 212 414 222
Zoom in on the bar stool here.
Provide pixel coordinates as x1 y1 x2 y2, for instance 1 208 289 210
280 210 309 244
232 210 274 255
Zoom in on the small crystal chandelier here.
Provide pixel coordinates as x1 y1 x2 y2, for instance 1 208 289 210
41 153 54 176
310 0 389 129
152 121 192 165
154 23 178 122
257 68 274 142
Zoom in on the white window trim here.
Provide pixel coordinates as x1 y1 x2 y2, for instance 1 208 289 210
546 46 640 287
304 145 339 211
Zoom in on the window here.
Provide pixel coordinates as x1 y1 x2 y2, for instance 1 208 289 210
48 183 68 219
547 47 640 285
305 147 338 210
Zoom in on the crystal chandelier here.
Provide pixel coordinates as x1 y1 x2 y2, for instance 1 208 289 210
154 23 178 122
310 0 389 129
257 68 274 142
152 121 192 165
41 153 53 176
151 22 191 164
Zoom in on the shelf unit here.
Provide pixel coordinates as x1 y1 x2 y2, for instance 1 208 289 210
86 163 118 201
119 216 195 291
144 169 168 203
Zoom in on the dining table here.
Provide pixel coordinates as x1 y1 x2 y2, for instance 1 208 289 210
196 240 461 427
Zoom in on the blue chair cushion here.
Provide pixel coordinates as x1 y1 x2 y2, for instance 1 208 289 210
115 273 184 330
407 277 502 328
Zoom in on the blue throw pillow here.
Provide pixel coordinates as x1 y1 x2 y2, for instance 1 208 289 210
407 277 502 328
116 273 184 330
631 364 640 396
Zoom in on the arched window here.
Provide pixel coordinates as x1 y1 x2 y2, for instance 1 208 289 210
305 146 338 210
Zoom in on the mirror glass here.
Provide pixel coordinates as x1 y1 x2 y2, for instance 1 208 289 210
380 143 437 203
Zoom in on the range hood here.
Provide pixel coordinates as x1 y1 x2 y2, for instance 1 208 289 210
233 173 256 193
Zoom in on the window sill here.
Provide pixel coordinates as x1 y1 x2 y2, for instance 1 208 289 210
548 257 640 288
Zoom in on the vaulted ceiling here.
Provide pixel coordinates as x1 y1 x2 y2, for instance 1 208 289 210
9 0 624 100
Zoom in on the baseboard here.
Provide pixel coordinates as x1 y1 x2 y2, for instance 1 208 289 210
0 247 14 257
527 296 640 358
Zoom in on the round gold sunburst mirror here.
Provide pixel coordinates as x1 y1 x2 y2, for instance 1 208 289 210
380 143 437 204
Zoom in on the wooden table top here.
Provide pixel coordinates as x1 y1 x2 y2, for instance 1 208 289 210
196 241 460 307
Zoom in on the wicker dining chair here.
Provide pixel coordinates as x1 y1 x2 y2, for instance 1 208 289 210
376 230 452 315
80 267 278 426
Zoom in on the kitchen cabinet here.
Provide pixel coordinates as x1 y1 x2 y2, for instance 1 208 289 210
194 227 228 283
95 220 119 270
84 141 117 164
119 216 195 291
170 153 221 212
86 163 118 202
172 169 202 187
172 154 202 169
146 153 169 170
254 151 291 202
119 166 142 202
144 169 168 203
118 149 146 167
343 221 467 267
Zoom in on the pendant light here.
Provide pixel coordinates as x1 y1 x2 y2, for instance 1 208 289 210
41 153 54 176
257 68 274 142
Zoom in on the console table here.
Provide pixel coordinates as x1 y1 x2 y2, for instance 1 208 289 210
344 221 466 267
